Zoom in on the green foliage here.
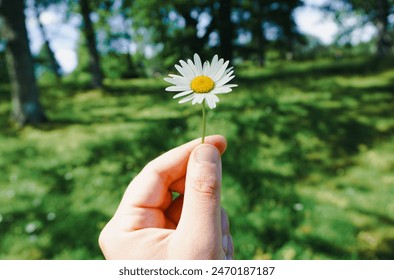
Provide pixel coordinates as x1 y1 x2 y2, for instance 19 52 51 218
0 56 393 259
100 52 140 79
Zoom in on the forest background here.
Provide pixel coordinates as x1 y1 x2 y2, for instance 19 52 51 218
0 0 393 259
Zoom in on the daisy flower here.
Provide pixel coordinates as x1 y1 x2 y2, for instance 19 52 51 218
164 53 237 109
164 53 237 143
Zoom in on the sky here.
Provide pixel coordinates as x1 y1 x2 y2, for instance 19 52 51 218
294 0 376 45
26 0 376 74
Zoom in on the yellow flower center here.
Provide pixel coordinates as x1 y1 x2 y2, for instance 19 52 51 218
190 76 214 93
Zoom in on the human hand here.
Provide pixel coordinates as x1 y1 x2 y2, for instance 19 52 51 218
99 135 234 259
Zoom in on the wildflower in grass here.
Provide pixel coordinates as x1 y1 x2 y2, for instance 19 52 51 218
164 53 237 142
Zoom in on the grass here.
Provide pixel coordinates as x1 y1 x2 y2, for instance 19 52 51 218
0 55 393 259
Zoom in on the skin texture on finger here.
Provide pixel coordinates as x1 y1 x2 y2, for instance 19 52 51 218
171 144 224 259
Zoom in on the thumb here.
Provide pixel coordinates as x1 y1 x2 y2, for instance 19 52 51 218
175 144 223 258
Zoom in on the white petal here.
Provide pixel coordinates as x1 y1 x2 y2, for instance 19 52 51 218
173 90 193 98
193 53 203 74
213 60 230 81
163 78 178 85
179 94 195 104
165 85 190 92
225 70 234 77
211 93 220 103
225 67 233 74
196 94 205 104
180 60 196 78
164 77 189 86
205 95 216 109
175 64 193 80
203 61 210 76
208 55 219 77
211 87 233 94
187 59 199 76
211 58 224 78
175 75 192 84
167 74 191 83
192 97 198 105
215 75 235 87
169 74 185 79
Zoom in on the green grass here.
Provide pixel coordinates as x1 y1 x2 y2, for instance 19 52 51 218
0 55 393 259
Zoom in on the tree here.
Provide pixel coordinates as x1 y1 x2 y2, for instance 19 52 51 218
0 37 8 83
96 0 138 78
218 0 234 61
325 0 394 57
79 0 103 88
32 0 63 79
0 0 47 126
236 0 304 66
131 0 218 66
271 0 304 59
236 0 270 66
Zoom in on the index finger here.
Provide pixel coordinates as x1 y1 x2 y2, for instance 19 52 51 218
117 135 227 211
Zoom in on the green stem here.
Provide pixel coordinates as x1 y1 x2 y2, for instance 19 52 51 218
201 99 207 143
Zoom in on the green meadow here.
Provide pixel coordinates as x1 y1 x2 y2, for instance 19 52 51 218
0 56 393 259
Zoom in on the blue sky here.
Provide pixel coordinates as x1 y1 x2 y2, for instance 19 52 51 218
26 0 376 73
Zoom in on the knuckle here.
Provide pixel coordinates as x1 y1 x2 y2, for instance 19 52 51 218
193 174 219 196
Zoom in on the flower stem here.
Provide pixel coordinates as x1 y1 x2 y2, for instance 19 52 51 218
201 100 207 143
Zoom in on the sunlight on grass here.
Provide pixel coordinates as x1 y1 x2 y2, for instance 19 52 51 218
1 56 393 259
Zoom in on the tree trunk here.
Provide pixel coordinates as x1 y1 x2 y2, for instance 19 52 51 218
375 0 391 58
256 1 266 67
80 0 103 88
121 15 137 78
33 2 62 80
218 0 234 61
0 0 47 126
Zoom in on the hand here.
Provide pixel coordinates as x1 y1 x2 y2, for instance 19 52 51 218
99 135 234 259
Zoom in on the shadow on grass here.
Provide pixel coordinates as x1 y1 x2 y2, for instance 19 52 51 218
299 235 352 259
46 209 107 259
1 55 393 259
219 65 393 258
238 56 394 85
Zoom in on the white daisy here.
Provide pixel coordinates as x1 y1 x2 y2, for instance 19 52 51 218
164 53 237 109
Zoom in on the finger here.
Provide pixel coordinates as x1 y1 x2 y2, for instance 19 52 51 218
221 208 233 259
227 234 234 260
175 144 223 258
221 208 230 236
144 135 226 187
160 191 173 211
115 208 166 231
118 135 226 211
165 195 184 226
169 177 186 195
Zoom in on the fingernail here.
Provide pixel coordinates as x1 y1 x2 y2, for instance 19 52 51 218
221 208 229 234
222 234 229 253
195 145 220 163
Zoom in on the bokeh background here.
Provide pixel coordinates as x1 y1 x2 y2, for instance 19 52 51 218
0 0 393 259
